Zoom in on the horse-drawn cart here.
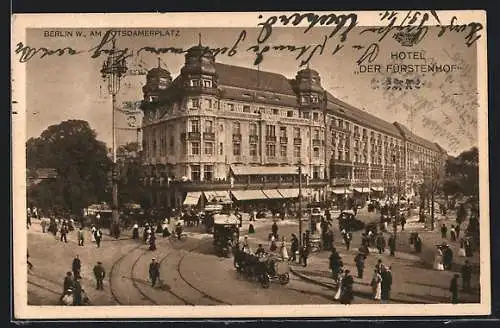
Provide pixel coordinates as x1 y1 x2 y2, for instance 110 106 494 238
233 249 290 288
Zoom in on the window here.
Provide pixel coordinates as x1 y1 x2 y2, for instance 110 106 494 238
266 124 276 137
227 103 235 111
280 126 287 138
345 122 350 130
233 122 241 134
152 139 157 155
280 145 287 158
204 142 213 155
191 98 200 108
337 151 342 160
190 120 199 133
313 166 320 179
294 127 301 138
311 95 319 103
182 142 187 155
302 111 310 119
345 151 349 161
294 145 301 158
272 108 279 115
266 144 276 157
206 99 213 109
233 142 241 156
337 119 343 128
243 105 250 113
190 80 200 87
313 147 320 158
191 165 200 181
250 143 258 156
203 80 212 88
313 112 319 121
191 142 200 155
219 142 223 155
287 110 294 117
300 95 308 104
313 128 320 140
159 77 168 89
204 165 213 181
204 120 213 133
249 123 258 135
259 107 265 114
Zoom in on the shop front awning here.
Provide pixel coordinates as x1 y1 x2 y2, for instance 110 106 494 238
231 165 298 176
371 186 384 192
354 187 370 193
262 189 283 199
183 191 202 206
231 190 267 201
278 188 299 198
331 187 352 195
204 191 231 203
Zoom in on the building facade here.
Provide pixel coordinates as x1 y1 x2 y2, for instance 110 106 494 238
139 43 447 209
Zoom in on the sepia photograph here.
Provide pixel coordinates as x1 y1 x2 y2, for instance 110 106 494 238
11 11 489 318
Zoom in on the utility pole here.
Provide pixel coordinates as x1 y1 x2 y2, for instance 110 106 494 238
395 152 400 248
100 39 127 239
298 160 303 248
431 163 435 230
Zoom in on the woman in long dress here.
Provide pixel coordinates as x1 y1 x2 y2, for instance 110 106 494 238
433 247 444 271
90 226 96 242
371 269 382 300
279 237 289 260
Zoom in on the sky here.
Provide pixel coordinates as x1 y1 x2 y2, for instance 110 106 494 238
22 24 479 156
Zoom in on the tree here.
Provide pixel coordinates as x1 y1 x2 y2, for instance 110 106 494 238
26 120 112 215
116 142 149 207
442 147 479 198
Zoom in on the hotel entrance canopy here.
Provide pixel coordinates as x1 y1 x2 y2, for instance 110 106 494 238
331 187 352 195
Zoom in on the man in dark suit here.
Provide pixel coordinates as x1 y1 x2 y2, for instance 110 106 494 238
149 258 160 287
72 255 81 279
380 266 393 303
93 261 106 290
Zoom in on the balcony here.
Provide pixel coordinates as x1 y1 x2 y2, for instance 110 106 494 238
265 136 277 143
280 137 288 144
293 138 302 145
187 132 201 140
168 176 328 192
249 135 259 144
232 134 242 142
203 132 215 141
312 139 321 147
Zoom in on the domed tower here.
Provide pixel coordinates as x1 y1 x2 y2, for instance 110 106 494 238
293 66 325 108
142 58 172 104
180 34 218 94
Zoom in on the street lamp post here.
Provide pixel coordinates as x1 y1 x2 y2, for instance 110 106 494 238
100 40 127 239
297 160 304 248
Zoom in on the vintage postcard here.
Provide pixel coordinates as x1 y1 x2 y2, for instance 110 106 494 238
11 11 489 319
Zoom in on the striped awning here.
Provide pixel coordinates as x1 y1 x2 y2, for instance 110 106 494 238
371 187 384 192
231 165 298 176
354 187 370 193
278 188 299 198
262 189 283 199
204 191 231 203
183 192 202 205
231 190 267 200
331 187 352 195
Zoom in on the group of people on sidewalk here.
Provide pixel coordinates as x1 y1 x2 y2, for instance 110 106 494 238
60 255 106 306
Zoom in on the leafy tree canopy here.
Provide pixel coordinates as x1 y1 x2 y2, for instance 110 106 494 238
27 120 112 214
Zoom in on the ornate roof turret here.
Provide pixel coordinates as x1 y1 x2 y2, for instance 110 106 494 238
181 34 217 76
294 65 323 94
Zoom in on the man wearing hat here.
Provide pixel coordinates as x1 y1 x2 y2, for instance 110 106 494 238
93 261 106 290
149 258 160 287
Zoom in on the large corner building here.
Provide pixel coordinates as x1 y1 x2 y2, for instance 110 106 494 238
139 43 447 209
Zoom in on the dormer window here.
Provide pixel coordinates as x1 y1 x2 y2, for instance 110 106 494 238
190 79 200 87
311 95 319 103
159 77 168 89
300 95 308 104
191 98 200 109
203 80 212 88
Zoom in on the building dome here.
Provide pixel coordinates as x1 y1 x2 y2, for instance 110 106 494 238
147 66 172 79
181 36 217 76
295 66 323 93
